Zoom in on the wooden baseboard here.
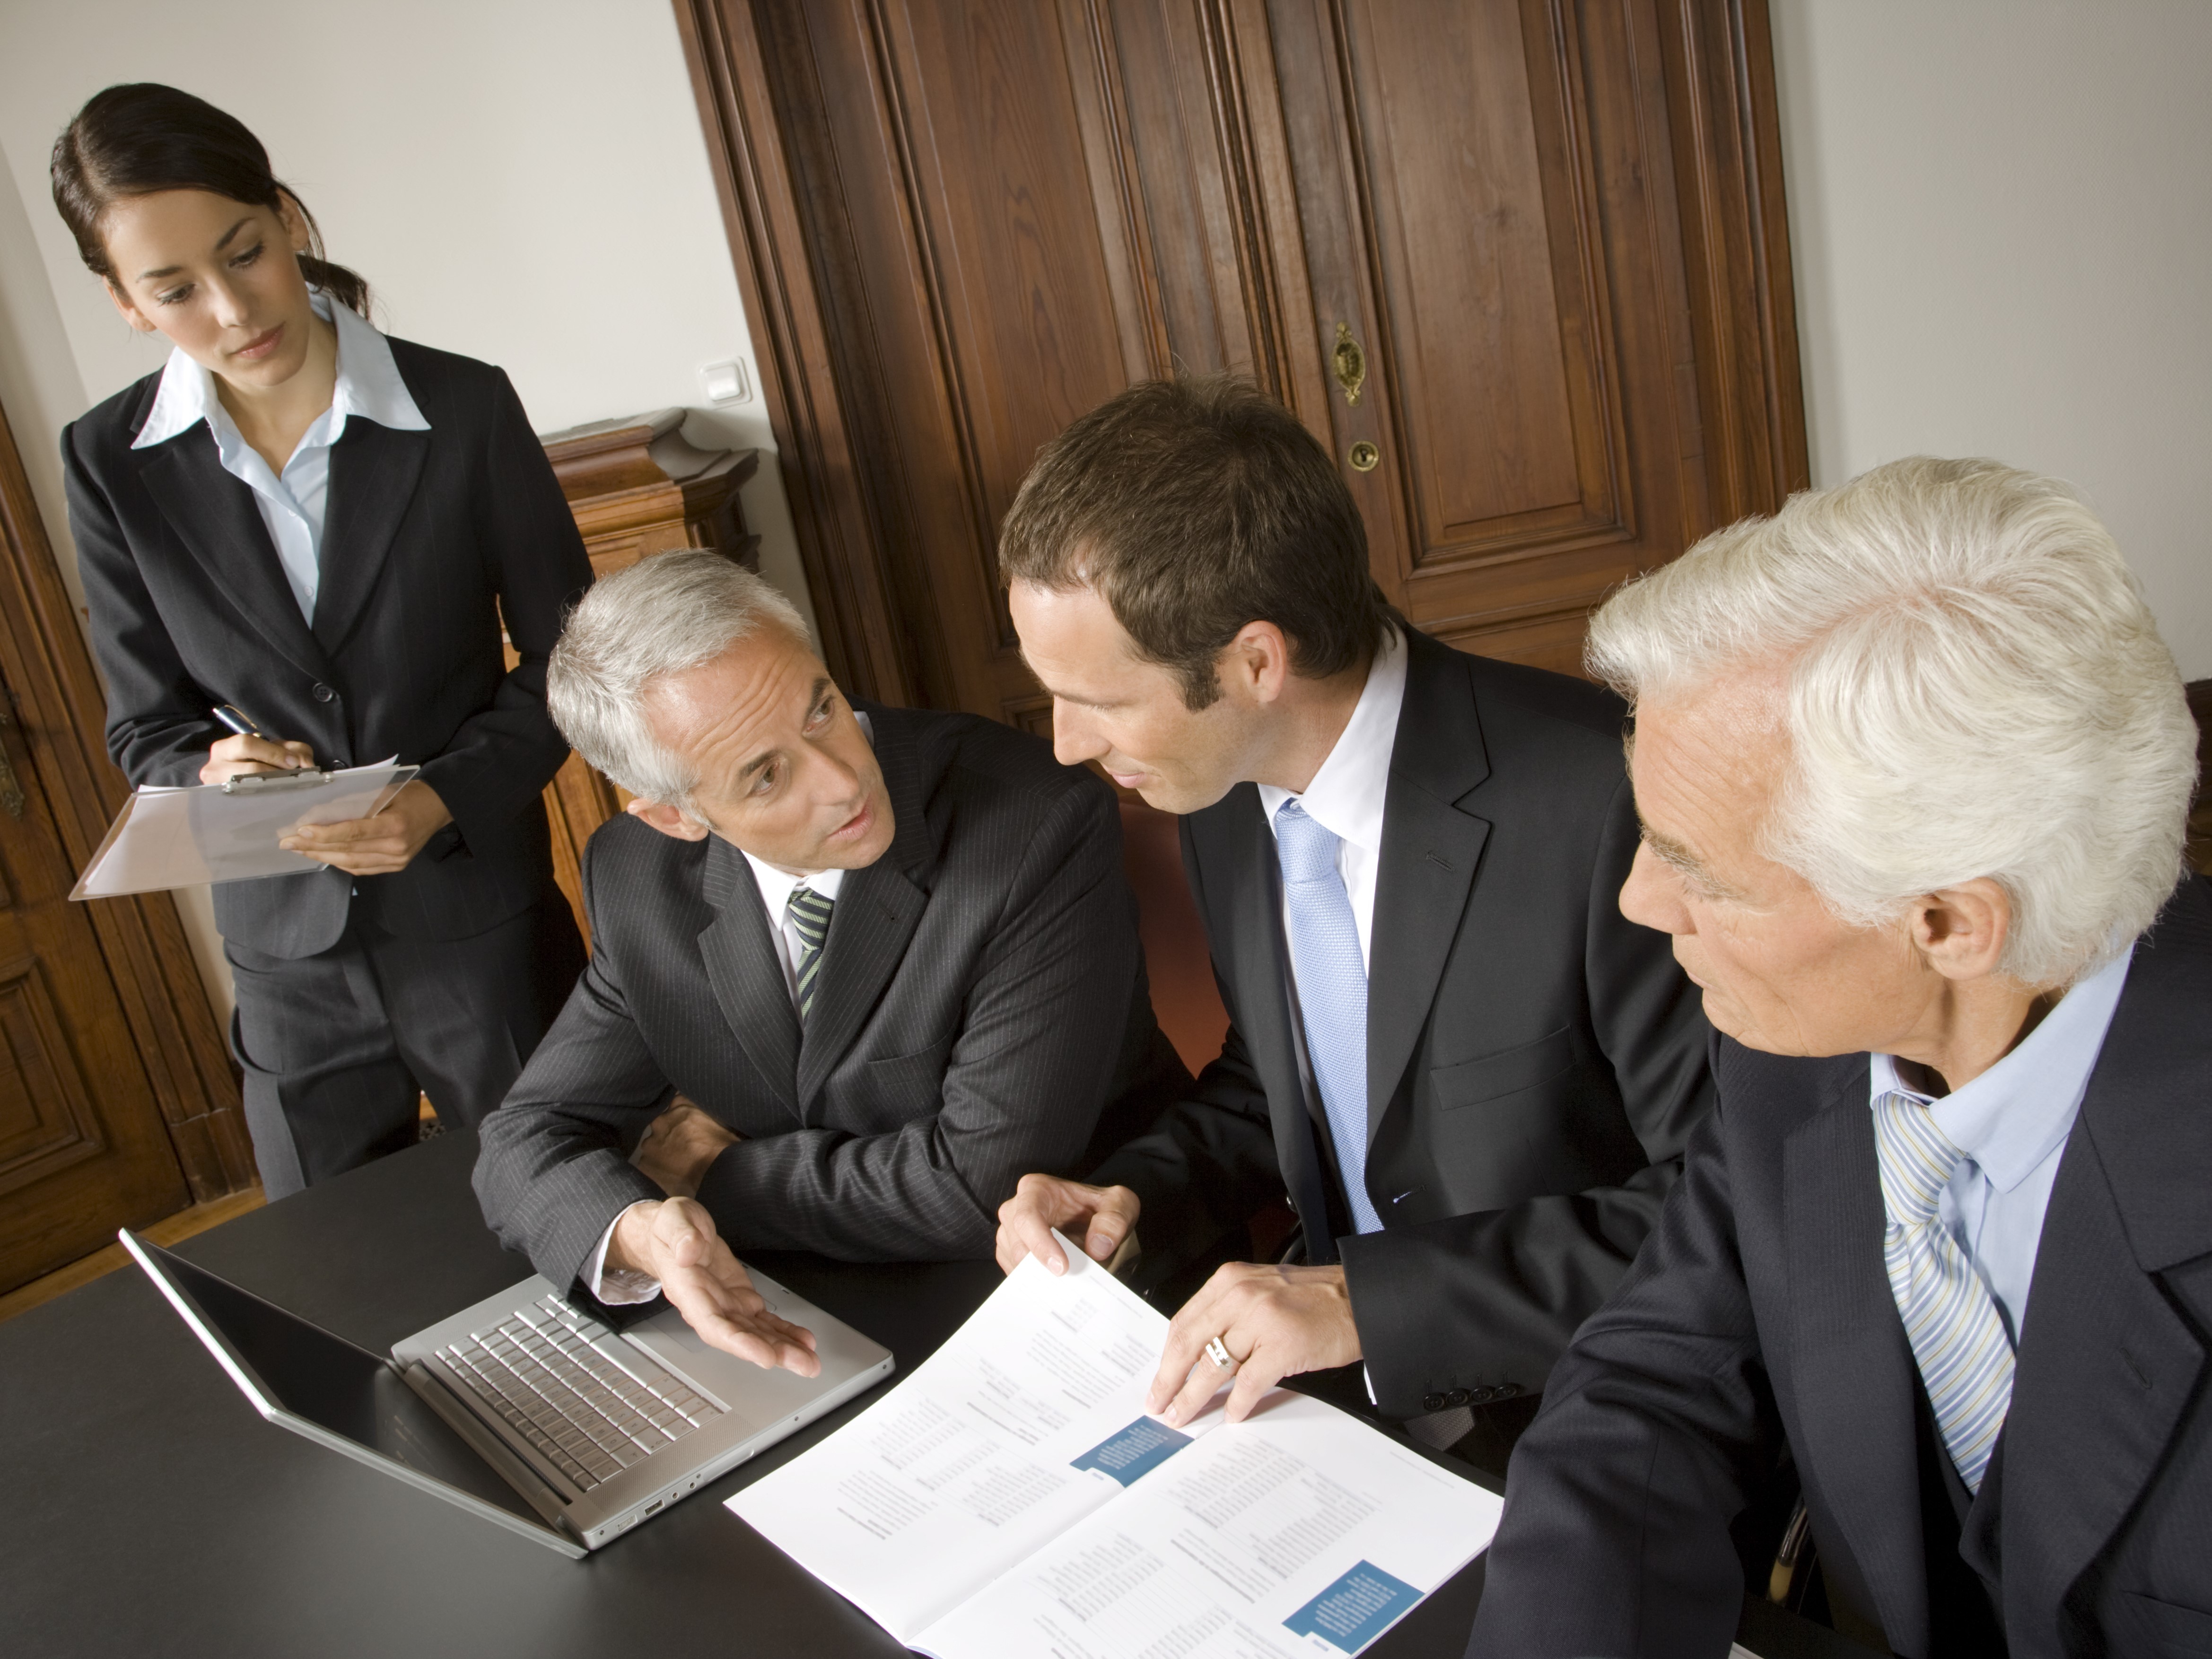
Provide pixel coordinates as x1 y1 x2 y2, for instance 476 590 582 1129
0 1186 265 1328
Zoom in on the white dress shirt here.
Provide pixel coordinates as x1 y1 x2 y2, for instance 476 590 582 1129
1868 945 2132 1343
586 714 874 1303
1254 623 1408 971
1251 627 1408 1407
131 290 430 621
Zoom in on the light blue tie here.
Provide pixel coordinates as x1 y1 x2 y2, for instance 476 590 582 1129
1274 799 1384 1234
1873 1090 2016 1492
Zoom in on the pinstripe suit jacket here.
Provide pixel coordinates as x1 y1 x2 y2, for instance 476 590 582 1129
472 705 1188 1294
64 340 592 957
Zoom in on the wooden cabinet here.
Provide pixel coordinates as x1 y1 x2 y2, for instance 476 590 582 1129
675 0 1805 721
532 412 759 942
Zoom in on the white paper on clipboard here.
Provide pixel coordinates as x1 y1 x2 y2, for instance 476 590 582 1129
70 760 419 899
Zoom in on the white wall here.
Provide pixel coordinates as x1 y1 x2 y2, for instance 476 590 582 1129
0 0 822 1020
1772 0 2212 680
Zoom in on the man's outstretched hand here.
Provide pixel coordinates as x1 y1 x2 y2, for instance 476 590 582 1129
607 1197 818 1377
1146 1262 1363 1426
995 1173 1141 1275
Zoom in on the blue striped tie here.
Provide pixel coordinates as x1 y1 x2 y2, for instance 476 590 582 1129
787 885 835 1020
1872 1089 2015 1491
1274 800 1384 1234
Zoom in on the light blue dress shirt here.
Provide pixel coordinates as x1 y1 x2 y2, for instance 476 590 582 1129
131 290 430 622
1867 945 2132 1345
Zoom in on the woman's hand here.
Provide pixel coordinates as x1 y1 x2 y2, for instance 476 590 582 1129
280 779 454 875
201 733 316 785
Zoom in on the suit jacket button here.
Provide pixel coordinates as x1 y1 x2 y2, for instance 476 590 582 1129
1421 1393 1447 1413
312 682 336 703
1443 1389 1470 1408
1496 1382 1522 1400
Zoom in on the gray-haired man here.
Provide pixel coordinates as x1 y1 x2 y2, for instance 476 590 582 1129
1469 459 2209 1658
473 550 1185 1375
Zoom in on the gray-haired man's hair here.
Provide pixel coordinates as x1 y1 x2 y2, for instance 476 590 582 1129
548 549 812 806
1588 456 2198 988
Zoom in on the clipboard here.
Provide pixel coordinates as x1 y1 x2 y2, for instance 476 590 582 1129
71 760 420 900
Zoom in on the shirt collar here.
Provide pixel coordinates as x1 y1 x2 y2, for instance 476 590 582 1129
1255 623 1408 853
132 289 429 453
741 855 846 920
1868 945 2133 1192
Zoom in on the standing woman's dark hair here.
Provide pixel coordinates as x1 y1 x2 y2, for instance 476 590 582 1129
52 82 369 315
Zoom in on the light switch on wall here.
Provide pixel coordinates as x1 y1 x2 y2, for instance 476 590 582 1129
699 359 752 404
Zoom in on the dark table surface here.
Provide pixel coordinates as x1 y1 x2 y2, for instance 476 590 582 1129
2 1133 1864 1658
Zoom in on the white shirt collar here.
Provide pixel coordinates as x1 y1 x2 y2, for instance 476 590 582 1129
1869 945 2133 1193
1255 623 1408 852
132 289 429 454
741 855 847 922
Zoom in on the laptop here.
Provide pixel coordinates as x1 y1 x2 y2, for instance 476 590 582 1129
122 1230 895 1556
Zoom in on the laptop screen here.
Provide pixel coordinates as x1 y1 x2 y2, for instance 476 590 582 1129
130 1235 564 1541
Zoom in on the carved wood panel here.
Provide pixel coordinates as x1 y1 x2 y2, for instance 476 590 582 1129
0 393 226 1289
679 0 1805 710
0 955 105 1195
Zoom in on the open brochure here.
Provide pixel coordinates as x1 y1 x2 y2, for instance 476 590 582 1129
71 760 417 899
728 1237 1502 1658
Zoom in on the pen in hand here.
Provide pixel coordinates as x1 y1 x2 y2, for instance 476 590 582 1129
202 702 317 786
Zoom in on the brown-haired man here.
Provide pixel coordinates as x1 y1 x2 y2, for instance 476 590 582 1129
994 376 1714 1458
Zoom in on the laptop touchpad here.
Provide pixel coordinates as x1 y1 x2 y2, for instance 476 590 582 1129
624 1313 833 1428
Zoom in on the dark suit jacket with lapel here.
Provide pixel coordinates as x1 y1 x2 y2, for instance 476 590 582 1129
1087 629 1715 1415
1469 873 2212 1659
472 704 1189 1291
63 338 594 957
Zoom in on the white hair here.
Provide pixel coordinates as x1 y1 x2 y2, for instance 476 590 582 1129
1587 456 2197 988
547 549 812 806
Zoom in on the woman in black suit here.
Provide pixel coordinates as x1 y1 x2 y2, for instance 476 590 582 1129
53 84 592 1197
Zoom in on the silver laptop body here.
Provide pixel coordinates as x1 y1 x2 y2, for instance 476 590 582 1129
124 1230 894 1555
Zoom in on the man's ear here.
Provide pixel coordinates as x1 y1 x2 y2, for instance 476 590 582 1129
626 797 710 842
1221 620 1294 706
1909 877 2011 983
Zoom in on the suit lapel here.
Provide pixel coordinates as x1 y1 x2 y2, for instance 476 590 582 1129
312 423 429 656
1993 913 2212 1642
1206 787 1339 1257
793 717 933 1118
697 835 800 1119
134 433 333 683
1365 632 1491 1142
1782 1058 1932 1655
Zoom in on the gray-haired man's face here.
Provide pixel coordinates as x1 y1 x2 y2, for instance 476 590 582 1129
1619 666 2025 1084
625 627 894 875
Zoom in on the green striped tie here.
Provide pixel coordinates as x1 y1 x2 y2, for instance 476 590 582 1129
787 885 835 1019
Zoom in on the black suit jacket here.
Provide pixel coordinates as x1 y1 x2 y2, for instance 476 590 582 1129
1469 874 2212 1659
63 338 594 957
473 705 1189 1293
1088 629 1714 1415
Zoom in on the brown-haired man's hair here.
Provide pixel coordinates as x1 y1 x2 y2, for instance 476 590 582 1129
998 375 1392 709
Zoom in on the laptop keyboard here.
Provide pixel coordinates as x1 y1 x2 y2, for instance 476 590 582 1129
433 1294 725 1492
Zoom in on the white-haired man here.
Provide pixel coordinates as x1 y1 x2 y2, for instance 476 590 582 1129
473 551 1185 1375
1468 459 2207 1659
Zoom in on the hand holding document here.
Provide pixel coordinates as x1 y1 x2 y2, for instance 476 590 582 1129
71 760 418 899
728 1234 1502 1658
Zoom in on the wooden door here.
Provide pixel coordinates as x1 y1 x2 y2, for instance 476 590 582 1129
0 398 250 1294
677 0 1803 718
